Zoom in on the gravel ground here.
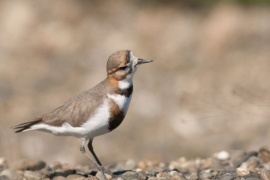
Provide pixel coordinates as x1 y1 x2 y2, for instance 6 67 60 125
1 147 270 180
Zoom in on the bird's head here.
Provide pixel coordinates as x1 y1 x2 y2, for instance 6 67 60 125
107 50 153 89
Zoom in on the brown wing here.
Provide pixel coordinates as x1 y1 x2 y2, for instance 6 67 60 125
41 80 107 127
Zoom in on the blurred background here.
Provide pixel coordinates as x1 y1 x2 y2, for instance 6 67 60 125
1 0 270 166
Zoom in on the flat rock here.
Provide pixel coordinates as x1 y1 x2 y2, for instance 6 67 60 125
23 170 45 180
67 174 86 180
120 171 138 180
12 159 46 171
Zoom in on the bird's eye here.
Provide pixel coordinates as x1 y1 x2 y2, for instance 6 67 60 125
118 66 128 71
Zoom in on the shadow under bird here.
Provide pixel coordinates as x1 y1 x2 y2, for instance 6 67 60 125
13 50 153 179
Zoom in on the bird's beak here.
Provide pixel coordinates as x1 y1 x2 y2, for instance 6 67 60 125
136 58 153 66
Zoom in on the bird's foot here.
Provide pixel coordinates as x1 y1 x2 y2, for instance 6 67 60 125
80 145 85 153
95 167 111 180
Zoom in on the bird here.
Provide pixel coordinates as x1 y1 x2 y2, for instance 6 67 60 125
13 50 153 178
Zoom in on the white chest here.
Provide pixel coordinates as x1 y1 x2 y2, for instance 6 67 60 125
107 94 132 114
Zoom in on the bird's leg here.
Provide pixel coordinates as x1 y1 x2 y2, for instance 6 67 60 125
88 139 108 177
80 139 101 168
80 139 108 180
88 139 102 166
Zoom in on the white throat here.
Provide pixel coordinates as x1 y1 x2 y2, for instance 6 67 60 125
118 74 133 89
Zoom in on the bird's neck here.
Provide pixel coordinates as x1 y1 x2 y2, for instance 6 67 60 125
107 75 133 90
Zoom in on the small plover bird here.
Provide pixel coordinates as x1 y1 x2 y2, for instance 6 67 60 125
14 50 153 178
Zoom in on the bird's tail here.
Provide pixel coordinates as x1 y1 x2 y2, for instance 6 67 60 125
13 118 43 133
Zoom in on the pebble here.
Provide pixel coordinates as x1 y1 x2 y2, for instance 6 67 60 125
236 167 250 176
189 172 198 180
156 172 172 179
241 174 261 180
246 156 262 169
219 173 236 180
215 151 230 160
24 170 45 180
137 161 147 169
50 161 63 170
67 174 86 180
0 158 8 171
95 171 112 180
147 170 158 177
12 159 46 171
53 176 67 180
199 169 213 179
232 151 257 168
170 172 186 180
137 170 148 180
125 159 136 170
120 170 138 180
0 169 12 178
258 147 270 163
260 169 270 180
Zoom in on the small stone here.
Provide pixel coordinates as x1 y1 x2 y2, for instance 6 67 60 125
177 161 192 174
137 171 147 180
24 170 45 180
214 151 230 160
120 171 139 180
85 176 99 180
52 176 67 180
12 159 46 171
62 163 76 171
194 159 201 169
199 158 213 169
0 169 12 178
147 178 159 180
236 167 250 176
116 177 124 180
232 151 257 168
50 161 63 171
0 157 6 164
95 171 112 180
219 173 236 180
156 172 172 179
199 169 213 179
246 156 262 169
169 171 186 180
0 158 8 171
158 163 167 169
12 170 24 180
67 174 85 180
189 172 198 180
125 159 136 170
148 170 158 177
260 169 270 180
259 147 270 163
137 161 147 170
50 169 75 178
169 171 178 176
241 174 261 180
169 161 181 170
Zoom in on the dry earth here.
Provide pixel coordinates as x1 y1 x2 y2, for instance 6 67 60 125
1 147 270 179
